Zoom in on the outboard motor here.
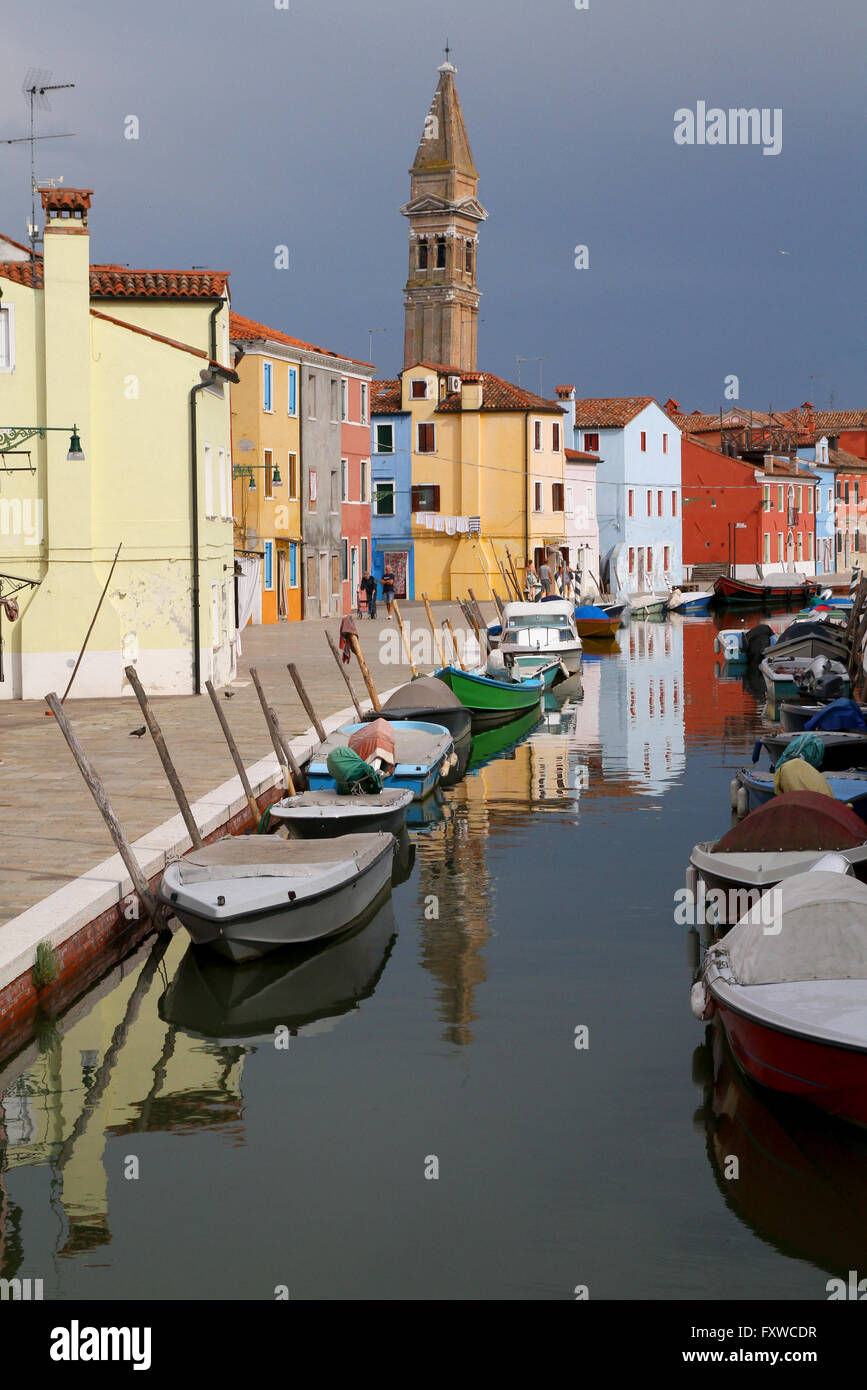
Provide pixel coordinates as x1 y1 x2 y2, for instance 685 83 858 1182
742 623 774 663
796 656 830 697
813 671 847 703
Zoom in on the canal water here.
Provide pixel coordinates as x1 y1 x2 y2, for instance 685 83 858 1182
3 611 865 1301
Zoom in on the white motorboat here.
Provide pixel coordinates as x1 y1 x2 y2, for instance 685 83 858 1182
159 832 396 963
269 787 413 838
488 599 582 676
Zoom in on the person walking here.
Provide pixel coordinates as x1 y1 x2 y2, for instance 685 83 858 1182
525 562 541 602
561 560 574 602
538 554 554 599
361 570 378 619
381 565 396 620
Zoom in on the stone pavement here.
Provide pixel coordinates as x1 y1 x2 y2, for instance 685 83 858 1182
0 600 486 928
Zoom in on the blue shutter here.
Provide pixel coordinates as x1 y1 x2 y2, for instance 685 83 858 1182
264 541 274 589
289 542 297 588
288 368 297 415
263 362 273 412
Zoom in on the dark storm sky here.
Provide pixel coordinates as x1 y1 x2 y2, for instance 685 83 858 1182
1 0 864 409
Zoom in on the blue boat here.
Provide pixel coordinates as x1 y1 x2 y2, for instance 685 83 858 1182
305 721 454 801
736 766 867 822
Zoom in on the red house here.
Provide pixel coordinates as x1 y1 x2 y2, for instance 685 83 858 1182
758 456 820 574
681 435 762 577
340 372 373 613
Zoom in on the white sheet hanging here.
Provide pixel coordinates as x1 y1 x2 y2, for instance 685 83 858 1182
234 554 261 656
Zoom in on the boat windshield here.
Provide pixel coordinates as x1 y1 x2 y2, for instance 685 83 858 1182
507 613 571 629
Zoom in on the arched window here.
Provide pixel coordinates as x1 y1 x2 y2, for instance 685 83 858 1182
465 240 473 273
417 239 428 270
436 236 446 268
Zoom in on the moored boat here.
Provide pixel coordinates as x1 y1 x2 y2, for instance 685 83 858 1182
487 599 583 675
713 573 817 606
768 619 850 665
305 720 454 800
735 765 867 821
360 676 472 785
627 591 669 617
435 664 544 731
666 588 714 613
779 698 867 733
758 729 867 773
159 832 396 963
693 866 867 1126
269 786 414 838
760 653 850 703
572 603 621 640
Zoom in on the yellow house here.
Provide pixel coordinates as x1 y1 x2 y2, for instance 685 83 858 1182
400 362 567 599
0 188 237 698
228 312 303 623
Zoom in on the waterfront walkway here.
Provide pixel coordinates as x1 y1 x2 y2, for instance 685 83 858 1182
0 601 478 928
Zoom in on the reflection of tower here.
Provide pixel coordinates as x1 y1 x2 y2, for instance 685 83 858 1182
401 60 487 371
598 621 685 793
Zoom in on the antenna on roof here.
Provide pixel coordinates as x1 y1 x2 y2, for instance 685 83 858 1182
0 70 76 267
516 355 549 395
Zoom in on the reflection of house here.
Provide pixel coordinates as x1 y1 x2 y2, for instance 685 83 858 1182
370 380 414 598
597 621 685 795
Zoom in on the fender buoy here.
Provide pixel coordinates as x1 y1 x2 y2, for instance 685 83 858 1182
736 786 749 819
730 778 740 810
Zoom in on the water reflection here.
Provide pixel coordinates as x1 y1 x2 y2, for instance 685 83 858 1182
600 619 685 793
694 1017 867 1279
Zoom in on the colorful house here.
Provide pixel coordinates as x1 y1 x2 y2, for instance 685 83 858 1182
370 379 414 598
758 456 818 574
556 387 600 591
340 371 374 614
0 188 237 699
680 434 762 578
798 436 836 576
568 398 683 597
829 448 867 571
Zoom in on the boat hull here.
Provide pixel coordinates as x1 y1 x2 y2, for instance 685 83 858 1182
714 575 817 606
780 701 867 733
574 617 621 640
436 666 542 731
737 767 867 821
269 788 413 838
761 732 867 772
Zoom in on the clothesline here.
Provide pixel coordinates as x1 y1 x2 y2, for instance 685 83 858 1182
414 512 473 535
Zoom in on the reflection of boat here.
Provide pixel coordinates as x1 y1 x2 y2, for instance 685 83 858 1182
158 897 397 1042
468 705 541 768
159 833 396 963
695 867 867 1126
713 573 817 606
269 787 413 837
693 1017 867 1276
305 720 453 800
436 665 543 731
405 790 446 828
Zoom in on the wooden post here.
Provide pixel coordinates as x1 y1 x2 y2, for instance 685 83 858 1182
493 548 517 600
205 679 262 826
249 667 298 793
392 599 419 677
44 692 162 924
422 593 447 668
466 590 491 657
124 666 204 848
491 590 506 620
347 632 382 711
505 546 523 599
268 706 297 795
61 542 123 703
443 618 466 670
325 631 363 718
287 663 327 743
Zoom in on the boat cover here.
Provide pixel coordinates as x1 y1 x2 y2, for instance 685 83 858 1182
326 747 383 794
773 733 825 773
773 757 834 797
174 834 390 883
573 605 608 620
349 719 395 770
805 698 867 732
713 791 867 853
742 624 774 662
383 676 463 711
718 871 867 983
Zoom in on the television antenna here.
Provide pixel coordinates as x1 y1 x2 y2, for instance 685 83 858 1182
516 355 549 396
0 70 75 265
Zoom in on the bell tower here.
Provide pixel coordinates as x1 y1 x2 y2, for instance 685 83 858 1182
401 59 487 372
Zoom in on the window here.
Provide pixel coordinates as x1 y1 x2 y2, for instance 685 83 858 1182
218 446 228 518
647 546 653 572
663 546 670 570
628 547 635 574
436 236 446 268
837 532 843 553
662 433 668 454
763 532 770 563
552 482 565 511
778 485 784 510
534 421 543 451
330 469 339 513
808 533 814 561
264 448 274 501
845 481 851 503
338 378 347 422
307 375 317 417
586 486 594 519
309 469 317 508
360 382 368 425
417 422 436 453
553 422 561 452
797 531 803 560
287 452 298 500
0 304 14 371
341 538 349 582
671 490 678 517
360 460 369 503
375 481 395 516
829 487 834 511
778 533 784 563
534 481 543 512
764 484 771 511
330 379 339 421
411 378 429 399
646 490 652 515
376 423 394 453
857 482 861 505
657 490 663 516
289 542 298 588
836 480 842 500
264 541 274 591
465 241 473 273
263 361 273 412
418 239 428 269
807 487 813 513
341 459 348 502
210 582 220 646
628 489 634 517
412 484 440 512
361 536 369 574
565 486 574 515
204 442 214 517
640 431 647 451
584 432 599 451
288 367 297 416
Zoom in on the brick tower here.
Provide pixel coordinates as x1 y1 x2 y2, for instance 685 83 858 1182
401 60 487 372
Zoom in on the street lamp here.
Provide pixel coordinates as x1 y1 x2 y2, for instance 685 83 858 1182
0 423 85 462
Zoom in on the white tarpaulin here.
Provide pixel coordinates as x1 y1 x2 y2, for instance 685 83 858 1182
235 554 260 657
717 870 867 984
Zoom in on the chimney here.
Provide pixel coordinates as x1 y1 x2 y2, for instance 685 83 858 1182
462 372 484 410
555 385 575 400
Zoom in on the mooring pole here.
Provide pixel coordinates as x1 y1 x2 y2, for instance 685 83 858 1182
391 599 419 677
124 666 203 849
325 631 364 719
287 663 327 743
422 593 447 668
205 679 261 827
442 618 466 670
347 631 382 711
249 667 299 794
44 692 162 924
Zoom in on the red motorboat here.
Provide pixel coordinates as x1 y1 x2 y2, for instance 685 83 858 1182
713 573 817 606
692 866 867 1126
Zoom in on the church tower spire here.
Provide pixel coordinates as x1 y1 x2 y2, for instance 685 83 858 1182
401 59 487 371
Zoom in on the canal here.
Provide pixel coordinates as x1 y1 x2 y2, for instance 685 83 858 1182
2 612 865 1300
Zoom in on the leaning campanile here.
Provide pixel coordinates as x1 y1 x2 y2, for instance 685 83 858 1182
401 59 487 372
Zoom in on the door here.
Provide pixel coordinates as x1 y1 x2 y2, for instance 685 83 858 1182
383 550 409 599
277 547 288 619
350 546 359 608
319 552 329 618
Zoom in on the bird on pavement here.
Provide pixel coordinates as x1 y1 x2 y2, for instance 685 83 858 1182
129 727 146 738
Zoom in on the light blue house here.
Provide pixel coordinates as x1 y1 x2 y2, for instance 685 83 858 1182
568 398 683 596
370 381 414 599
798 436 835 576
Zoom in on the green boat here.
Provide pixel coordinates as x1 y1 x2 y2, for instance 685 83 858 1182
435 665 544 731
